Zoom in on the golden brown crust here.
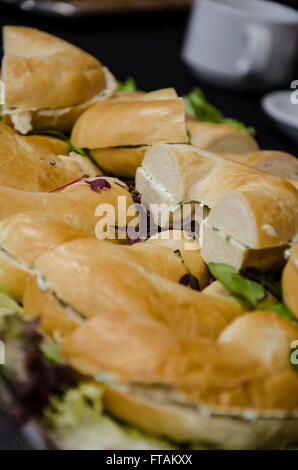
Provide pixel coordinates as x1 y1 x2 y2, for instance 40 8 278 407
90 146 147 178
282 243 298 319
24 276 81 337
103 385 298 449
71 98 188 149
62 311 260 387
187 121 259 154
219 311 298 374
0 212 89 301
112 88 177 102
0 249 33 301
223 150 298 180
3 26 106 109
26 239 247 342
3 66 117 133
142 230 209 289
0 177 135 236
0 123 100 192
0 212 88 266
0 177 134 300
25 135 69 155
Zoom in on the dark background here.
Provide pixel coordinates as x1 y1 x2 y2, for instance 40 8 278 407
0 2 297 154
0 0 297 450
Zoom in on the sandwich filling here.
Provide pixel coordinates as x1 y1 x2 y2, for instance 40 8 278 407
3 67 116 134
137 167 210 228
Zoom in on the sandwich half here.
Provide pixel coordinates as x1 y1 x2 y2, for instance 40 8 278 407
61 305 298 449
0 123 100 192
136 143 297 270
23 238 249 338
1 26 116 133
0 177 136 300
71 90 188 178
222 150 298 181
187 121 259 154
282 243 298 319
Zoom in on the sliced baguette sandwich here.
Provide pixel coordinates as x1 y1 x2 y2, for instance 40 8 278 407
23 238 250 338
61 305 298 449
0 123 100 192
2 26 116 133
71 90 188 178
222 150 298 181
0 178 136 300
136 143 297 270
282 243 298 319
187 121 259 154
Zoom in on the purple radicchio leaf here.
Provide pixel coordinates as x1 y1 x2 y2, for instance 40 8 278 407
87 178 111 192
0 315 75 423
48 178 84 193
179 273 200 291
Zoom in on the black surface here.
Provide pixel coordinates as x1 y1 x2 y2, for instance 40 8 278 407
0 1 297 450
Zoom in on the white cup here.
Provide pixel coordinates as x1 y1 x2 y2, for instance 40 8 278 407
182 0 298 90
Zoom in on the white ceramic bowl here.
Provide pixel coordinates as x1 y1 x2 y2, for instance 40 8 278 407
261 90 298 141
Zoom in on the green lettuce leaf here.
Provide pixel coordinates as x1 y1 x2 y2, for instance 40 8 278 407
117 77 138 92
33 130 91 159
43 383 176 450
259 304 298 328
241 269 282 301
185 88 255 135
208 263 266 308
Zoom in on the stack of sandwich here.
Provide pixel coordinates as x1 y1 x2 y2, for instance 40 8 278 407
0 26 297 450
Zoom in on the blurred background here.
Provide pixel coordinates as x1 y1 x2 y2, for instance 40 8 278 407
0 0 297 149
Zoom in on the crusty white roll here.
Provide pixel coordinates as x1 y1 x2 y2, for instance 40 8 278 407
219 311 298 374
0 212 87 302
0 177 135 235
200 182 297 270
223 150 298 181
102 381 298 450
2 26 116 133
282 243 298 319
113 88 177 102
24 135 69 156
137 143 297 270
61 302 298 448
187 121 259 154
23 238 247 338
0 178 136 300
0 123 100 192
70 92 188 177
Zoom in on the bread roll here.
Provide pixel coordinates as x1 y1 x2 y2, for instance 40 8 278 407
219 311 298 374
25 135 69 155
71 97 187 149
223 150 298 181
187 121 259 154
136 143 297 231
2 26 116 132
0 177 135 234
90 146 148 178
70 94 187 177
0 178 135 300
282 243 298 319
23 238 247 338
0 123 100 192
